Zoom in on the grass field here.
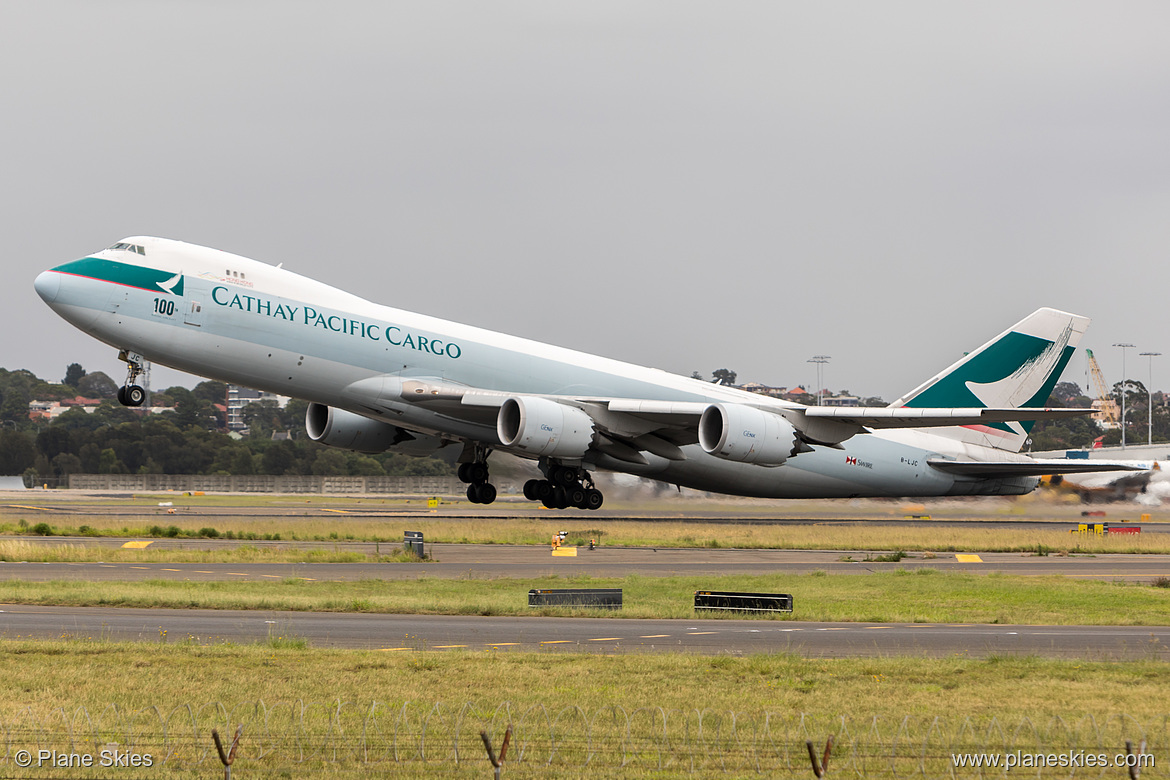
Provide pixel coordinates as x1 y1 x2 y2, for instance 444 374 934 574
3 641 1166 778
7 641 1164 725
0 539 416 564
3 511 1169 554
4 570 1169 624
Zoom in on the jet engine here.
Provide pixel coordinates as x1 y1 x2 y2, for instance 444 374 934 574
497 396 595 458
305 403 444 456
698 403 800 466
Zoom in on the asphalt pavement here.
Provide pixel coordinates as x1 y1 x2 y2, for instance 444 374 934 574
2 543 1167 582
2 605 1166 659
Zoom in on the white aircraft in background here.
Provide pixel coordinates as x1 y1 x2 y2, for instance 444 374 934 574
35 237 1137 510
1045 462 1164 503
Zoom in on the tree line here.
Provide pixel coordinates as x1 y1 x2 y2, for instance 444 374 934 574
1024 380 1170 451
0 367 454 480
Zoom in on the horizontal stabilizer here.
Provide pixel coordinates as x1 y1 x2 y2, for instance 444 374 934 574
927 459 1150 478
803 406 1091 428
791 406 1093 446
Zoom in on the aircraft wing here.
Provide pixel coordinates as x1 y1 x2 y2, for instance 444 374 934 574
342 375 1098 459
927 459 1150 478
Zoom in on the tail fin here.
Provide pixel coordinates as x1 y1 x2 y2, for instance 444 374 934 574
888 308 1088 452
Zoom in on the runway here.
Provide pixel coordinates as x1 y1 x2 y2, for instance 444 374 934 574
3 543 1168 582
2 604 1165 659
4 498 1167 530
3 504 1167 659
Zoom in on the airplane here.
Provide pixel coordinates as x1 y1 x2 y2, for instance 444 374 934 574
34 237 1140 510
1043 462 1162 503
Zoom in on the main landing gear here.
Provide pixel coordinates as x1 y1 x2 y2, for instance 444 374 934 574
458 449 497 505
116 350 147 408
523 463 604 511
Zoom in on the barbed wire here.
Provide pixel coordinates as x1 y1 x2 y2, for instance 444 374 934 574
0 702 1163 776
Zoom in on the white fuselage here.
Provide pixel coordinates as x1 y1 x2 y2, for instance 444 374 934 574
36 237 1037 499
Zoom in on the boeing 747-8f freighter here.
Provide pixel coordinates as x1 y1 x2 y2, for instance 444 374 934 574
35 237 1133 509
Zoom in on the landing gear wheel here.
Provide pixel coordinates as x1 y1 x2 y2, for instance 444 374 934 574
124 385 146 407
467 463 489 483
543 485 568 509
535 480 553 501
568 486 588 508
550 465 577 487
458 463 472 483
116 386 128 406
467 482 497 505
585 489 604 511
523 479 539 501
475 482 497 505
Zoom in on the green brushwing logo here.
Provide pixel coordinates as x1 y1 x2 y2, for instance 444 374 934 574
905 331 1076 433
54 257 184 296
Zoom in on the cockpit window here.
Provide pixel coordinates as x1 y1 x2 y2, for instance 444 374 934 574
108 242 146 255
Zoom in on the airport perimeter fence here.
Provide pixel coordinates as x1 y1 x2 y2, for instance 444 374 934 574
65 473 466 494
0 701 1164 777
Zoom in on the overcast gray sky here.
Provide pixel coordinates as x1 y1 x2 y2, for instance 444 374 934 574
4 1 1168 401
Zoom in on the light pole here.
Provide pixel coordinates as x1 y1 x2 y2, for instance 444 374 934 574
1141 351 1161 446
1114 343 1134 448
807 355 830 406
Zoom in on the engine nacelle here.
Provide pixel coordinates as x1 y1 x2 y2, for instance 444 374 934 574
497 396 595 459
305 403 443 456
698 403 800 466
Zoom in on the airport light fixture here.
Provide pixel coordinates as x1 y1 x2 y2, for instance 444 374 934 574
1114 343 1135 449
1141 351 1161 447
807 355 830 407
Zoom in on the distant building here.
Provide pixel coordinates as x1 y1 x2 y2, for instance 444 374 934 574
822 394 860 407
27 396 103 420
1090 398 1120 429
226 385 290 433
738 382 788 398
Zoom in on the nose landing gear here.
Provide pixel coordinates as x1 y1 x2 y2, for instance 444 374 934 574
116 350 147 408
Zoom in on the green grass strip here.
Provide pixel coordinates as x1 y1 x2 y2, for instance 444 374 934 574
4 570 1169 624
4 641 1167 721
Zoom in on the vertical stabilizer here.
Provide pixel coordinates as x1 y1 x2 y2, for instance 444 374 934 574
889 308 1088 452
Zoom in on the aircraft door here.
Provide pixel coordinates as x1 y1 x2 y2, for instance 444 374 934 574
184 298 204 326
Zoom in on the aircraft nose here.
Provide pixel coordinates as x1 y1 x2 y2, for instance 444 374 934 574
34 270 61 304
